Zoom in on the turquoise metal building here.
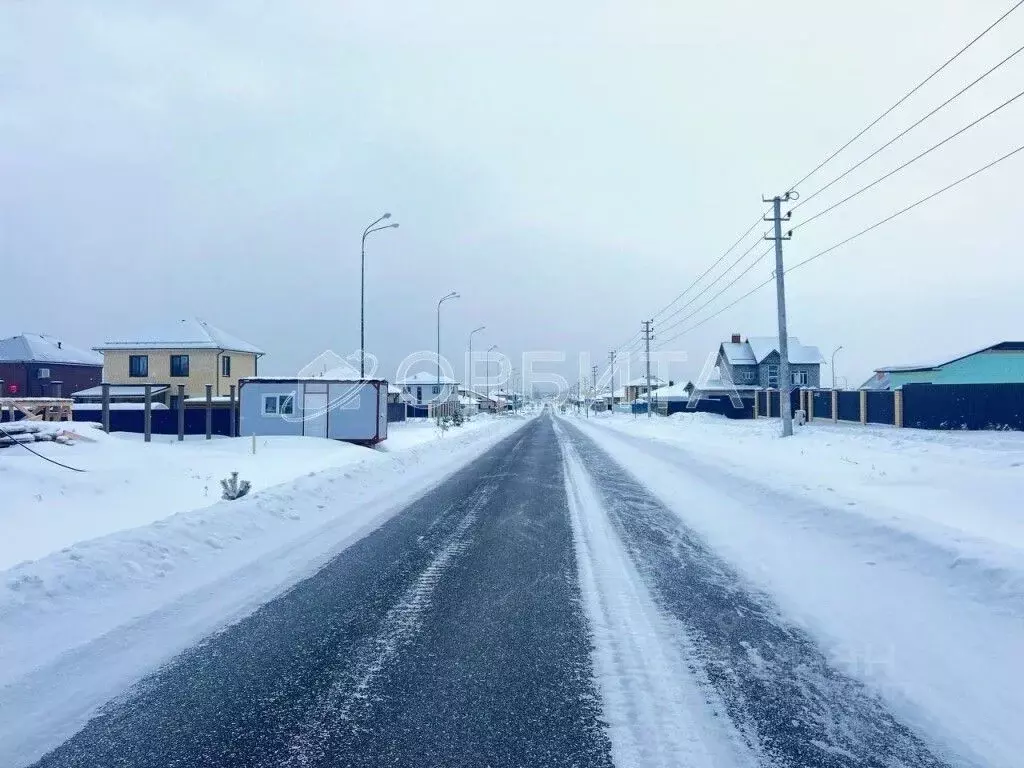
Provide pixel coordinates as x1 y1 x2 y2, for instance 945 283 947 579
862 342 1024 389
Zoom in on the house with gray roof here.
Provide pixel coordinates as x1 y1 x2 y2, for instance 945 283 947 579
716 334 824 389
0 333 103 398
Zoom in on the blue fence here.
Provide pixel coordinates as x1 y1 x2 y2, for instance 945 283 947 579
903 383 1024 430
387 402 407 422
666 395 754 419
838 391 861 422
72 408 235 436
812 390 832 417
866 391 895 425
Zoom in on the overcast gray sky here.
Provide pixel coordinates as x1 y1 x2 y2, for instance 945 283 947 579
3 1 1022 390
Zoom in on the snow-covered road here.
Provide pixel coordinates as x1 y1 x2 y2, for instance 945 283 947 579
9 408 1017 767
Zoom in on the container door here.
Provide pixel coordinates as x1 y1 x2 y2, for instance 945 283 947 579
303 389 328 438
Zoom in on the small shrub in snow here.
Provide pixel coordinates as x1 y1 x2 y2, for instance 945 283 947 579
452 409 464 427
220 472 252 501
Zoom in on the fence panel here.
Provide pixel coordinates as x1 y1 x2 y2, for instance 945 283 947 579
811 390 833 418
757 390 768 416
73 408 235 436
387 402 407 422
667 396 753 419
837 391 861 422
903 383 1024 431
866 391 895 425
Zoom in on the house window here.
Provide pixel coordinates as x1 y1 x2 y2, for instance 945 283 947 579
432 385 440 394
792 370 808 386
221 356 231 377
170 354 190 377
129 354 149 377
37 368 51 379
262 393 295 416
767 364 779 388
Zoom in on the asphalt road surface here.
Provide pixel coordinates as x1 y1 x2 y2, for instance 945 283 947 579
32 412 950 768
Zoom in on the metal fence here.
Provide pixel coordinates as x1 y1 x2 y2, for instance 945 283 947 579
902 383 1024 430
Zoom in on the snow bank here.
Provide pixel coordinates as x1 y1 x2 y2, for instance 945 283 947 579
0 415 530 767
570 413 1024 767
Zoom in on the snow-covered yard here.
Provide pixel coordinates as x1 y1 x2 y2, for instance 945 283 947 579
0 413 529 764
570 412 1024 767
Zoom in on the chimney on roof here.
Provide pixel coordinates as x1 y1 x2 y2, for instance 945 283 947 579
731 333 741 344
57 341 62 349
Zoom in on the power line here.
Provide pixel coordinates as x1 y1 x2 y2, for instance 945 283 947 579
655 141 1024 348
794 42 1024 212
793 86 1024 233
787 0 1024 192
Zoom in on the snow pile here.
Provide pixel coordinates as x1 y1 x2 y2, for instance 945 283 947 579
571 413 1024 767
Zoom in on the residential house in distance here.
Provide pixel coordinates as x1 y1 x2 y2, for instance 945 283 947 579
716 334 824 389
92 318 264 407
861 341 1024 390
0 334 102 398
622 376 667 403
396 371 460 407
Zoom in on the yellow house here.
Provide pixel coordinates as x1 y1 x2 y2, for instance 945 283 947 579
95 319 264 404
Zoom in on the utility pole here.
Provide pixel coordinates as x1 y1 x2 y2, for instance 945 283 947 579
608 350 616 414
588 364 597 419
642 320 654 418
763 191 797 437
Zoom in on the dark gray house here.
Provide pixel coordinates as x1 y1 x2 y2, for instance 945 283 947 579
716 334 824 389
0 334 103 398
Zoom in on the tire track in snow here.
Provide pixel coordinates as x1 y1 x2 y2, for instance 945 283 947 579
556 420 757 768
559 417 950 768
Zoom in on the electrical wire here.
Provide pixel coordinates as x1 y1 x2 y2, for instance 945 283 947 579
786 0 1024 192
655 141 1024 348
793 86 1024 233
0 422 86 472
794 42 1024 212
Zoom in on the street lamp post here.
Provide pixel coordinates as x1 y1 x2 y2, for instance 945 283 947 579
486 344 498 412
437 291 460 420
831 345 844 390
468 325 486 398
360 213 399 378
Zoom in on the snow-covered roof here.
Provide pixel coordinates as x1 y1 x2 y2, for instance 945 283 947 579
94 318 264 355
72 385 170 398
643 381 693 400
0 334 102 366
724 336 823 365
720 342 756 366
394 371 459 385
387 383 403 395
875 342 1024 374
623 376 667 387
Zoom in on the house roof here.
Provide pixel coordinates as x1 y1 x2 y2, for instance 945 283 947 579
643 381 693 400
94 318 264 355
876 341 1024 373
394 371 459 385
722 336 823 365
0 334 102 366
623 376 667 387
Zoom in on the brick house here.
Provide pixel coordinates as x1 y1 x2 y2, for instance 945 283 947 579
0 334 103 398
716 334 824 389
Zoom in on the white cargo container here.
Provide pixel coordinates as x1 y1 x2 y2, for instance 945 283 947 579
239 377 388 444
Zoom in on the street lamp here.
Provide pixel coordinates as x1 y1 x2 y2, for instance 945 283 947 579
360 213 399 377
486 344 498 411
831 345 844 390
437 291 460 417
468 325 486 397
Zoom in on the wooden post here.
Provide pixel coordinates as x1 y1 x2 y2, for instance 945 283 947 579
859 389 868 425
753 389 760 418
102 383 111 433
831 389 838 423
205 384 213 440
894 388 904 428
177 384 186 441
806 389 814 421
144 384 152 442
229 385 237 438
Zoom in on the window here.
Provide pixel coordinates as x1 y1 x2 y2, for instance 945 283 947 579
432 385 440 394
129 354 149 377
792 370 809 386
221 355 231 377
736 369 754 383
37 368 51 379
262 393 295 416
170 354 190 377
767 364 779 388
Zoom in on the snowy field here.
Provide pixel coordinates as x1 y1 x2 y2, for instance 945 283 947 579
0 413 531 764
569 411 1024 767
